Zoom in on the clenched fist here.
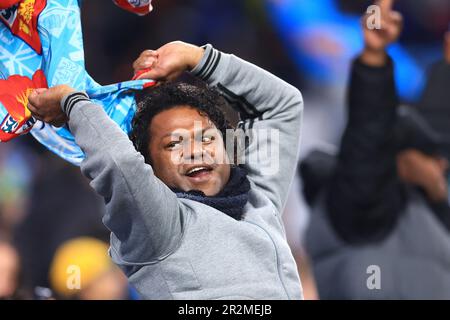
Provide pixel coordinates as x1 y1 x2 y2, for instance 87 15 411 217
28 85 76 127
132 41 204 82
361 0 403 66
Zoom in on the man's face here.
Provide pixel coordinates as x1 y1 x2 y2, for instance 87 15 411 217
397 149 449 202
148 106 231 196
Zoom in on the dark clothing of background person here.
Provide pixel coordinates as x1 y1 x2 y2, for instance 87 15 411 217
13 152 108 292
301 57 450 299
417 61 450 160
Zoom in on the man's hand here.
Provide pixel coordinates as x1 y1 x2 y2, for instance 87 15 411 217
28 85 76 127
361 0 403 66
397 150 449 203
132 41 204 81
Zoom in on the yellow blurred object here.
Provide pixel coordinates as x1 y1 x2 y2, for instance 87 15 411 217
49 237 112 298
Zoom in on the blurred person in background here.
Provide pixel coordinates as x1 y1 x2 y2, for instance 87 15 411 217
49 237 132 300
300 0 450 299
0 240 30 299
417 31 450 160
0 241 19 299
268 0 449 251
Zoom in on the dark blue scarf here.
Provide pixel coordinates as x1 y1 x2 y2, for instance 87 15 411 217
171 166 250 220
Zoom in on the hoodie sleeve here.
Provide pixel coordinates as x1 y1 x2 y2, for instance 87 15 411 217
190 44 303 215
62 94 187 266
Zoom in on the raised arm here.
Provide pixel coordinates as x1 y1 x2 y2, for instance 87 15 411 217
326 0 406 244
28 86 186 266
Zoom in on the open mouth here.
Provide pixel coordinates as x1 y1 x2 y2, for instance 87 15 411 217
185 165 214 178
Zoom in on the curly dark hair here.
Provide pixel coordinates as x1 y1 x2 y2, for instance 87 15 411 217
130 81 232 164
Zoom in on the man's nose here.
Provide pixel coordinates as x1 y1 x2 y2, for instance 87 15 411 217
184 139 204 162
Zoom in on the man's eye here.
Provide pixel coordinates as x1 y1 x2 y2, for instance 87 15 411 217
166 141 182 149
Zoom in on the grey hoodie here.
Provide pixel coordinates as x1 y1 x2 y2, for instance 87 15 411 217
63 44 304 299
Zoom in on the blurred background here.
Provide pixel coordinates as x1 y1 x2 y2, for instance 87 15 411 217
0 0 449 299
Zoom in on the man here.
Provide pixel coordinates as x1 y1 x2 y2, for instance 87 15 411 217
28 41 304 299
300 0 450 299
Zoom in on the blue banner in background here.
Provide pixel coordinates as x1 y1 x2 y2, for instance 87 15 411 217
265 0 428 101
